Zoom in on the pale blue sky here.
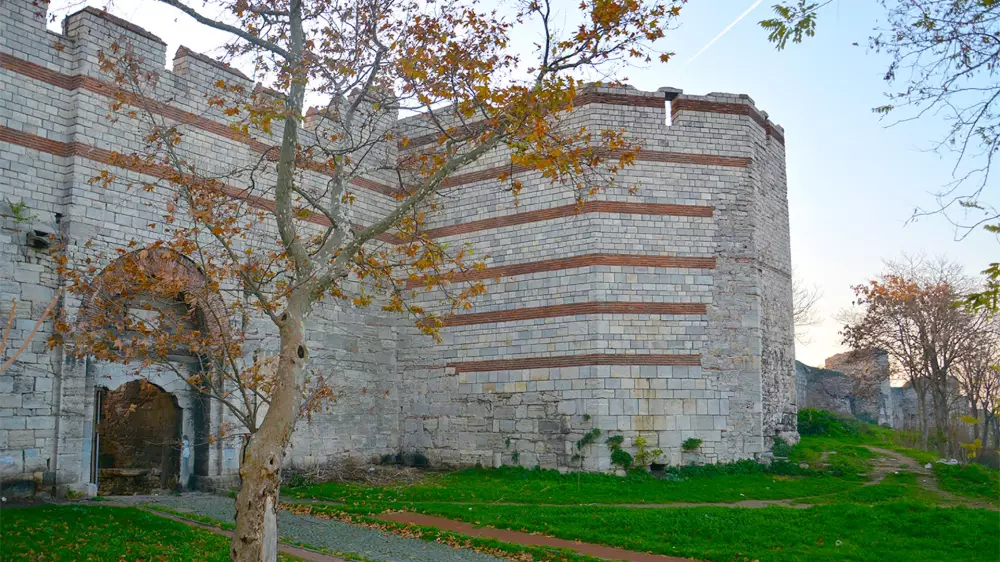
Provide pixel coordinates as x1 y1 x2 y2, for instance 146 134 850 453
45 0 998 366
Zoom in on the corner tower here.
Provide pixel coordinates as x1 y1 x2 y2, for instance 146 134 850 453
397 85 797 469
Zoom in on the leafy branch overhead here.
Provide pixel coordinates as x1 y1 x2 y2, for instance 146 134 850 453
761 0 1000 314
759 0 828 50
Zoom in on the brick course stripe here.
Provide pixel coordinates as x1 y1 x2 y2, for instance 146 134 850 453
0 124 341 227
447 353 701 372
0 53 402 198
574 92 665 108
439 301 706 327
421 201 712 239
439 151 748 189
3 53 752 200
3 127 720 249
405 254 716 289
671 98 785 145
401 93 664 149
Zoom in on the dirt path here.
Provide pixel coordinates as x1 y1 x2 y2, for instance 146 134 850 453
378 512 698 562
863 447 997 510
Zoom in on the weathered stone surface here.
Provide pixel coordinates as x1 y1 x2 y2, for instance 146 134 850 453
0 0 796 492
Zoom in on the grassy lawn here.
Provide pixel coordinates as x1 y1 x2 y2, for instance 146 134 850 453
794 472 943 506
0 504 280 561
284 410 998 562
373 501 998 562
290 460 865 505
933 463 1000 505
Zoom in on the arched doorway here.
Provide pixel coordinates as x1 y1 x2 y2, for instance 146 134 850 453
96 379 182 494
77 247 230 493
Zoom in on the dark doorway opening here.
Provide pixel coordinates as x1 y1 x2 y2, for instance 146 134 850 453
97 379 182 495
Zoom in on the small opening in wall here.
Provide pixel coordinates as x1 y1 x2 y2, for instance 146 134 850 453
27 230 52 251
665 100 672 126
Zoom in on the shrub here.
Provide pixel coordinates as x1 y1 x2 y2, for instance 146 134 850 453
283 471 314 488
633 437 662 467
798 408 865 437
682 438 702 452
610 448 633 470
772 436 793 458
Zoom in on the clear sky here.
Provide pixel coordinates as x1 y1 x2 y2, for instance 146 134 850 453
45 0 998 366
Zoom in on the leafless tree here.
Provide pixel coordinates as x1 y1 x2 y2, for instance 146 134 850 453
792 274 822 344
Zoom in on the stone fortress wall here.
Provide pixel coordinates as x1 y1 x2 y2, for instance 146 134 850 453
0 0 796 494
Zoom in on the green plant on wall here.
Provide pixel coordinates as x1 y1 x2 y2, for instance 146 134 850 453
572 426 601 488
504 436 521 466
576 428 601 452
633 436 663 467
606 434 633 470
682 437 703 452
5 200 37 227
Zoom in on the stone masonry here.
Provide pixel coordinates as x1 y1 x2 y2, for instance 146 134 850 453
0 1 796 494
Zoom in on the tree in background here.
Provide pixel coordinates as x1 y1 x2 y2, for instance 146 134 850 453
953 318 1000 451
792 274 822 344
54 0 682 560
842 256 990 451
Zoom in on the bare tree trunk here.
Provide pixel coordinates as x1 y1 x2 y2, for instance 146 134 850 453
932 385 950 456
916 386 929 449
231 314 306 562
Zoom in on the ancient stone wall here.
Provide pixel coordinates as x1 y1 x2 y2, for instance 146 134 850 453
825 350 893 426
1 1 795 493
795 361 854 418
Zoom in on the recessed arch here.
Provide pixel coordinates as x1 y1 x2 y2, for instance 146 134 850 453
75 245 230 348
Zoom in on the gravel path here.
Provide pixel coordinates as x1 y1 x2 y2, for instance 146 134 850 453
114 493 506 562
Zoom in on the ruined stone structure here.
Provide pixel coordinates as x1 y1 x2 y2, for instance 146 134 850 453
0 1 796 495
825 350 893 426
797 351 894 427
795 361 854 419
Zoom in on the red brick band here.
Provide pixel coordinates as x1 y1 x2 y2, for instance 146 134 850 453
405 253 716 289
0 53 402 198
574 92 664 108
448 353 701 372
439 151 748 189
420 201 712 240
401 93 663 149
440 301 706 327
671 98 784 145
0 125 341 229
2 127 723 251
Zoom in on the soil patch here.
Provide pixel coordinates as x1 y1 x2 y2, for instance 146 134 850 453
379 511 699 562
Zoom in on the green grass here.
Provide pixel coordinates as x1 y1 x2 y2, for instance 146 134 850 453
788 436 877 476
797 472 942 506
933 463 1000 505
385 501 998 562
0 505 260 561
290 460 864 505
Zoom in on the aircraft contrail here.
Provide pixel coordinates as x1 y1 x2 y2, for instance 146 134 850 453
686 0 764 66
